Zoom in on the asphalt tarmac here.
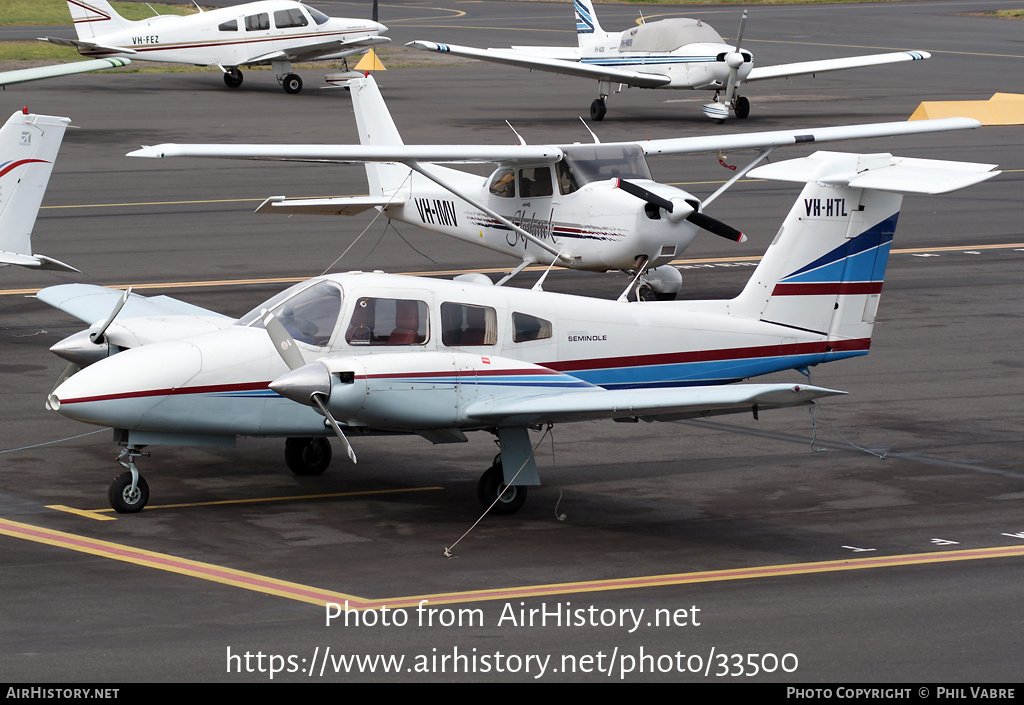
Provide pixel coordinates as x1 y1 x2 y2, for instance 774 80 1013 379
0 0 1022 683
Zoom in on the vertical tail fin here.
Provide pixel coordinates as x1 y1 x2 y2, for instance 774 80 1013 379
349 76 411 197
573 0 611 53
0 111 77 271
65 1 132 41
733 151 998 349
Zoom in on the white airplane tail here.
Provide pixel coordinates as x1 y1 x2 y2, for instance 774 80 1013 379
65 0 133 41
574 0 612 53
0 110 77 272
731 151 998 348
349 77 411 196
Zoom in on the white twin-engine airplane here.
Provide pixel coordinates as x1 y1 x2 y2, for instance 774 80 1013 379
130 76 981 300
410 0 930 122
0 109 78 273
40 148 997 514
42 0 387 94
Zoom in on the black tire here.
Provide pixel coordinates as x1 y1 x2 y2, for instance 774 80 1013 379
108 471 149 513
734 96 750 119
637 285 657 302
282 73 303 94
285 437 332 476
477 461 527 514
223 68 243 88
590 98 607 121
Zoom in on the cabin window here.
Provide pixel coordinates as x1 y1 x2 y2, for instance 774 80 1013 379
218 19 238 32
512 312 552 343
441 303 497 347
556 160 579 195
345 297 429 346
518 167 553 199
302 4 331 25
487 168 516 198
275 9 308 29
245 13 270 31
239 279 343 348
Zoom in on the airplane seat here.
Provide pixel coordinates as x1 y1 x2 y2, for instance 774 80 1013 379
387 300 423 345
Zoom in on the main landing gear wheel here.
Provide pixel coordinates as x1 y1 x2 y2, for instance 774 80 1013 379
477 459 527 514
285 437 332 476
282 73 303 94
590 98 607 121
223 68 243 88
108 471 149 514
734 96 750 119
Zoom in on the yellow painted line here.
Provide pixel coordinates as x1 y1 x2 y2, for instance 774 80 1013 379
1 516 1021 609
50 487 445 520
4 243 1022 298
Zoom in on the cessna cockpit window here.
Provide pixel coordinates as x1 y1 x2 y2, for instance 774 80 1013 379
512 312 552 343
346 298 429 346
245 13 270 31
560 144 653 185
218 20 238 31
302 4 331 25
488 168 516 198
441 303 497 347
519 166 553 199
238 280 344 347
274 9 308 29
556 160 580 195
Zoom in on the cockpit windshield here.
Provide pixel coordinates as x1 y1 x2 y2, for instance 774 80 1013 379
237 279 344 348
560 144 653 187
301 4 331 25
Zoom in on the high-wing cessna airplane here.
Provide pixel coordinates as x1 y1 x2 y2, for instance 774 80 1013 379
40 147 997 514
41 0 388 94
129 75 980 300
0 109 78 273
410 0 930 122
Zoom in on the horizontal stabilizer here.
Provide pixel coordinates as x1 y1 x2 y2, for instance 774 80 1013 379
749 151 1000 194
464 383 844 425
746 50 930 82
256 195 404 216
37 284 230 325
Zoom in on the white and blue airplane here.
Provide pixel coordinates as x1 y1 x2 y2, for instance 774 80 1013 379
124 75 980 301
39 148 997 514
42 0 387 94
0 109 78 273
410 0 930 122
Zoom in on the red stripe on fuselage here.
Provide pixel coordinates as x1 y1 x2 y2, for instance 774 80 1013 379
771 282 884 296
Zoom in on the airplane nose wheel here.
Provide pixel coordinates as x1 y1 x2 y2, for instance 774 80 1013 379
477 457 527 514
733 96 750 119
285 436 332 476
223 68 243 88
282 73 303 94
590 98 607 121
109 448 150 513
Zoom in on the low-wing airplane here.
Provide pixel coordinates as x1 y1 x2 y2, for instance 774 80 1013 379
39 149 997 514
126 75 979 301
0 57 130 87
410 0 930 122
0 109 78 273
41 0 388 94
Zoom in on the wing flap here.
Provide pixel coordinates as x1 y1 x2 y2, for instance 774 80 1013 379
464 383 844 425
256 195 404 216
746 50 930 82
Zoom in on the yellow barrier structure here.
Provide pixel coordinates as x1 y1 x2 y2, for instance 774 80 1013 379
354 49 387 72
909 93 1024 125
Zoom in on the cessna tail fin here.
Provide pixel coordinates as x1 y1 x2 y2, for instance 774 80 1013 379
732 151 998 350
349 76 410 197
574 0 612 52
0 111 78 272
65 0 133 41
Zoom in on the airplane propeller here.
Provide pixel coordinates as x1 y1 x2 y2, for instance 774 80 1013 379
614 179 746 243
261 310 358 464
722 10 749 114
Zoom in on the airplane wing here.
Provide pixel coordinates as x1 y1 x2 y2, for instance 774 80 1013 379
407 41 671 88
0 58 131 86
256 195 405 216
40 37 137 56
745 50 930 82
0 252 79 272
37 284 232 325
463 382 845 425
128 143 563 165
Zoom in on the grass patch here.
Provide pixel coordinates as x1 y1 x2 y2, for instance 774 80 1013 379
0 0 199 26
984 9 1024 19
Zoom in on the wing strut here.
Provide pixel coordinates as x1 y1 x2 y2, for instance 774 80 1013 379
404 162 575 266
701 146 776 209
